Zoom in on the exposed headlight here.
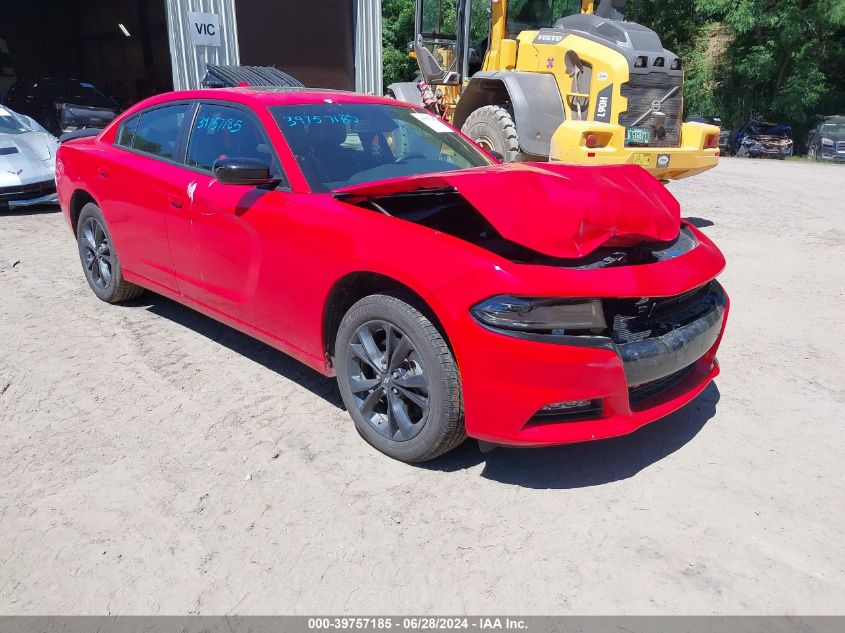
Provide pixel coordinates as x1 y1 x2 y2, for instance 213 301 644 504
471 296 606 333
822 137 834 147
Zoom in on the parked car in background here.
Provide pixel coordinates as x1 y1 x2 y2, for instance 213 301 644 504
56 88 729 462
5 77 118 135
731 120 793 159
0 104 59 209
0 38 16 103
687 115 731 154
806 115 845 162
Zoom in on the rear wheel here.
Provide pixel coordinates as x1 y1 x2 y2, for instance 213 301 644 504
335 293 465 462
807 145 818 161
76 202 144 303
461 105 522 162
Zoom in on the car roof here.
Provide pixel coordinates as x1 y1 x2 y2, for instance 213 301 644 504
134 87 404 110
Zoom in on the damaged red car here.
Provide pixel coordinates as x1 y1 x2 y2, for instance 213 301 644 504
56 88 728 462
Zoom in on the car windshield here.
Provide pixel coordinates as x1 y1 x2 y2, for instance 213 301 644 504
0 106 29 134
821 122 845 134
750 122 790 137
271 103 491 192
35 78 107 100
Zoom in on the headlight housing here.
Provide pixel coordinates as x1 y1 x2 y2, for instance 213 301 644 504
822 137 834 147
471 296 607 333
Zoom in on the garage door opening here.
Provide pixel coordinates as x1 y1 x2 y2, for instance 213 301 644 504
0 0 173 110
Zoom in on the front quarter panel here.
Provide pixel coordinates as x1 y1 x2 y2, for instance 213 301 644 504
270 194 500 364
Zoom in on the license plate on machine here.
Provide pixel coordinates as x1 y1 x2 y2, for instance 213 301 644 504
626 127 651 144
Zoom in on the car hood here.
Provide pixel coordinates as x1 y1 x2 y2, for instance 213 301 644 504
0 131 57 186
335 162 680 259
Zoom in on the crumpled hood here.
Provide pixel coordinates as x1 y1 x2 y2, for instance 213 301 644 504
745 134 792 147
335 162 681 258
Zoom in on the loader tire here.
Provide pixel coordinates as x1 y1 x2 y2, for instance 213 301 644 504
461 105 522 162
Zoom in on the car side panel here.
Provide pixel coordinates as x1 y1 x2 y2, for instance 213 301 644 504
94 149 186 291
185 174 289 331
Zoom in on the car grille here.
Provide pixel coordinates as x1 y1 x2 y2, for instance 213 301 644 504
0 179 56 202
620 72 683 148
837 141 845 152
604 281 719 344
628 364 694 407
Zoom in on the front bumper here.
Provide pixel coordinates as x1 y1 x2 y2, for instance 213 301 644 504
0 179 58 209
456 282 729 447
820 150 845 162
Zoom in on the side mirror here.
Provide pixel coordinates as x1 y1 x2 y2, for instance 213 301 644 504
213 157 279 186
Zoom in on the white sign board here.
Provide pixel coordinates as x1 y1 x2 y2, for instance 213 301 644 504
188 12 221 47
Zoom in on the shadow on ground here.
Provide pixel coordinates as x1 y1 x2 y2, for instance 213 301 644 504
0 203 61 217
135 293 344 408
683 216 715 228
426 382 720 489
132 293 720 489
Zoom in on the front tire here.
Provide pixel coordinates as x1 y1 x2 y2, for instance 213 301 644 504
461 105 522 162
335 293 465 462
76 202 144 303
808 145 818 161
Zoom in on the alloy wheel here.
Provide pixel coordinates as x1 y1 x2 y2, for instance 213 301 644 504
81 217 113 290
346 320 429 442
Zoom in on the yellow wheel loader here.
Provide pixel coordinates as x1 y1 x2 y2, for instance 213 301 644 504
387 0 720 180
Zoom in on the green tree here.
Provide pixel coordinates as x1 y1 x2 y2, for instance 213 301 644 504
383 0 417 88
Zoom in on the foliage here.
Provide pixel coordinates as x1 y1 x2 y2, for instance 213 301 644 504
382 0 845 138
382 0 417 88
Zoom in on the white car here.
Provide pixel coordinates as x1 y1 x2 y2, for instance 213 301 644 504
0 105 59 209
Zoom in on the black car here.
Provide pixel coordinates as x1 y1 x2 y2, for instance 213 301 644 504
806 115 845 162
4 77 118 135
686 115 731 154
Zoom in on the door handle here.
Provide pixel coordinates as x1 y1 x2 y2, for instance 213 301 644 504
167 195 184 209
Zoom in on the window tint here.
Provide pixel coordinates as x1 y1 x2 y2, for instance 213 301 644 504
132 104 188 160
116 115 139 148
186 104 282 179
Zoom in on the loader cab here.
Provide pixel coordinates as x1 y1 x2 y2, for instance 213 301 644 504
414 0 587 88
506 0 582 37
414 0 468 86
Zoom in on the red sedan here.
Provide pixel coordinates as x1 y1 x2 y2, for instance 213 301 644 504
56 88 728 462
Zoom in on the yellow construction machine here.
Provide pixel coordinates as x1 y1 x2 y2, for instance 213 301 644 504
387 0 720 180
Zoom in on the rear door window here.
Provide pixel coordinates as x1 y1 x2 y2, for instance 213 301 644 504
132 104 189 161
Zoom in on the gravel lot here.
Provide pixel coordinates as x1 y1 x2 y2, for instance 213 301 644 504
1 157 843 615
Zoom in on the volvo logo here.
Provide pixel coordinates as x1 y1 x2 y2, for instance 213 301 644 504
651 100 662 112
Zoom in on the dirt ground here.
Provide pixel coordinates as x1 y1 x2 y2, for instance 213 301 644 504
1 157 843 615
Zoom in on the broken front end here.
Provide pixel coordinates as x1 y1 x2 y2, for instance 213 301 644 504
336 163 729 445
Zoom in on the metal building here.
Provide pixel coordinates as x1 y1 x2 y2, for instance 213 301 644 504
0 0 383 108
165 0 383 94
